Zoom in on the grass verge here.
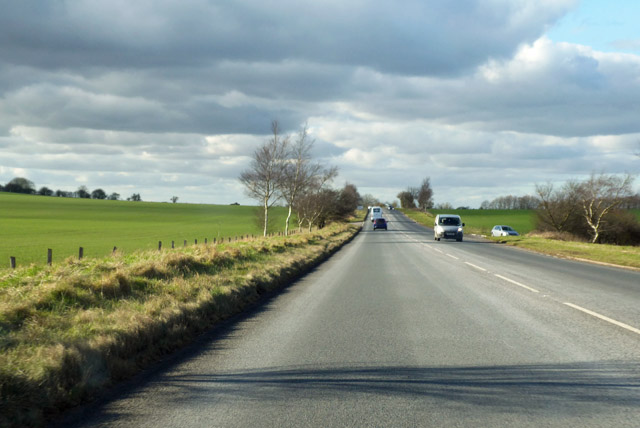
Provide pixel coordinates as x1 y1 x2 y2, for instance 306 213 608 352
400 208 640 270
0 223 360 427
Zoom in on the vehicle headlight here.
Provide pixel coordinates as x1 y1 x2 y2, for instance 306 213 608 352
458 227 463 232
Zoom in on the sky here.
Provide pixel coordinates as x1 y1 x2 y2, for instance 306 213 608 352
1 0 639 208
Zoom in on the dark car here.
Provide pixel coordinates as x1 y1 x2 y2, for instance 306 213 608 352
373 218 387 230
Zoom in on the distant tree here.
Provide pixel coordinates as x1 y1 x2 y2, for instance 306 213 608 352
0 184 3 191
417 177 434 211
107 192 120 200
170 196 179 203
55 189 72 197
360 194 379 208
37 186 54 196
5 177 35 194
91 188 107 199
239 120 289 236
127 193 142 201
435 202 453 209
334 182 360 220
76 186 90 198
397 190 415 208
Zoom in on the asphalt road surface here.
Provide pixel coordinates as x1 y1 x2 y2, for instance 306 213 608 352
60 208 640 427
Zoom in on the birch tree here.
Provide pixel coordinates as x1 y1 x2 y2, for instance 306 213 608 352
280 124 323 235
239 121 289 236
576 173 634 243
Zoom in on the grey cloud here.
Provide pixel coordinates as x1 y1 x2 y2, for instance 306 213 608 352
2 1 572 76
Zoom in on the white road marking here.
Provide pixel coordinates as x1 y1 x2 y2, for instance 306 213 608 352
464 262 487 272
494 274 540 293
564 302 640 336
446 254 459 260
432 247 443 254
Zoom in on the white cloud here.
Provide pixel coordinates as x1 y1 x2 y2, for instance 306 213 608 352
1 1 638 207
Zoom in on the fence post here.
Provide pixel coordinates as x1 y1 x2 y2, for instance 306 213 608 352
195 239 198 245
113 246 117 254
213 237 216 244
184 240 187 247
205 238 207 245
47 249 52 266
79 247 84 260
158 241 162 251
10 257 16 269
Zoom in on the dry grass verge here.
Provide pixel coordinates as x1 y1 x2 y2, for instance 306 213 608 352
0 223 360 427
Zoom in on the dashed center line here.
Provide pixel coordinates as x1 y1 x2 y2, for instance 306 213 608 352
563 302 640 336
432 248 443 254
494 274 539 293
446 254 459 260
464 262 487 272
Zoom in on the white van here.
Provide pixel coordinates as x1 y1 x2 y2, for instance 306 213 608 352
370 206 383 222
434 214 464 241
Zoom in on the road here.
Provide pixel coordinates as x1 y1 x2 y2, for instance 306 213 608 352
60 208 640 427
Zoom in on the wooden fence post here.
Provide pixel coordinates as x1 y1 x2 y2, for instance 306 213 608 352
47 249 52 266
79 247 84 260
10 257 16 269
172 241 175 249
158 241 162 251
195 239 198 245
184 240 187 247
113 246 117 254
205 238 207 245
213 237 216 244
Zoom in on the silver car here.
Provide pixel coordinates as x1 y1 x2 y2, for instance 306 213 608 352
491 225 519 237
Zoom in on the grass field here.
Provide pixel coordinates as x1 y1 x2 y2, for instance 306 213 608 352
1 193 292 268
425 209 537 235
400 208 640 269
0 222 360 427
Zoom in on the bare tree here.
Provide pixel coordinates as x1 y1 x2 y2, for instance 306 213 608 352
294 166 338 232
239 121 289 236
170 196 179 203
535 181 581 233
397 190 415 208
575 173 635 243
417 177 433 211
280 124 324 235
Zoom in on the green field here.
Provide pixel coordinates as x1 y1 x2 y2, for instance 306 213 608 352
0 193 291 268
429 209 537 235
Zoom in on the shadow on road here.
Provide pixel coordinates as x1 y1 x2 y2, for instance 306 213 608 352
66 361 640 426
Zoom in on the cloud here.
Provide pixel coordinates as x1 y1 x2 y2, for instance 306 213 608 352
1 0 638 207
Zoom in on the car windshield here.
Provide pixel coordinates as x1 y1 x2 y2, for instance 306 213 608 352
439 217 460 226
375 219 385 223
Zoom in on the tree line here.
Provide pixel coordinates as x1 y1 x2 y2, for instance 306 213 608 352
397 177 434 210
398 172 639 246
1 177 141 201
240 121 360 236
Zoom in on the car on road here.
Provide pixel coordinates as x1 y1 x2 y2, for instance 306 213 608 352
373 218 387 230
370 206 383 222
434 214 464 241
491 225 520 237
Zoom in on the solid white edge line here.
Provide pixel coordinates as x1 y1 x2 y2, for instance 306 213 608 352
494 274 539 293
446 254 459 260
464 262 487 272
563 302 640 336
